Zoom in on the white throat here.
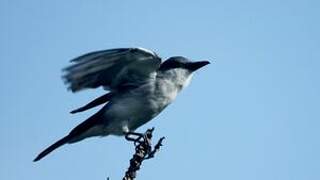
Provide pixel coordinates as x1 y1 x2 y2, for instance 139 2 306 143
157 68 193 91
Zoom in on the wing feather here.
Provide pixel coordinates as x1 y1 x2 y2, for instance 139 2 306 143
63 48 161 92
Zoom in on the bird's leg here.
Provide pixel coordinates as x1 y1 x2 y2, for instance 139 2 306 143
125 128 155 146
125 131 144 144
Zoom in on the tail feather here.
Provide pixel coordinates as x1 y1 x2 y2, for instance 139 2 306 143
34 105 105 162
33 135 72 162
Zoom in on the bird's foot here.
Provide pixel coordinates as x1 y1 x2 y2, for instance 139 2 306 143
125 128 155 146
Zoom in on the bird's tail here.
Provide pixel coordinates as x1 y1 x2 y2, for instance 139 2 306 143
33 135 72 162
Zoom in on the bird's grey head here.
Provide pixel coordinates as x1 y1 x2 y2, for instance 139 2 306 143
158 56 210 89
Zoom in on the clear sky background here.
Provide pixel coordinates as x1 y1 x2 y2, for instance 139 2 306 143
1 0 319 179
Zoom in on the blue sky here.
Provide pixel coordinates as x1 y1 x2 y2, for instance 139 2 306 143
1 0 319 179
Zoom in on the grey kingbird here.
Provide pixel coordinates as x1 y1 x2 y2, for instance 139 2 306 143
34 47 209 162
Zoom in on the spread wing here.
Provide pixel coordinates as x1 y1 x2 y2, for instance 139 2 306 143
63 47 162 92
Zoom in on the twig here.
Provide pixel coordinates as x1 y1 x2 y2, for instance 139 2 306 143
122 128 165 180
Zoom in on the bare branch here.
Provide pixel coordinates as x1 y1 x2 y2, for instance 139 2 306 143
123 128 165 180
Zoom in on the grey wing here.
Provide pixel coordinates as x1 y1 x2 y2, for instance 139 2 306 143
63 47 162 92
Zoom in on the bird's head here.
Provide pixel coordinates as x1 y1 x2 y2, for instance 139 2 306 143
159 56 210 72
158 56 210 89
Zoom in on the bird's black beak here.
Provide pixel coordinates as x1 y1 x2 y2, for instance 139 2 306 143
186 61 210 71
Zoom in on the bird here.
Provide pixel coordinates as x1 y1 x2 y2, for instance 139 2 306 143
33 47 209 162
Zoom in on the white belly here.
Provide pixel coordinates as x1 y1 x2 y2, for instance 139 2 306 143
102 97 160 135
102 80 180 135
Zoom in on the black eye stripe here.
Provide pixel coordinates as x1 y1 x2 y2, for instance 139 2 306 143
159 56 190 71
159 61 180 71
